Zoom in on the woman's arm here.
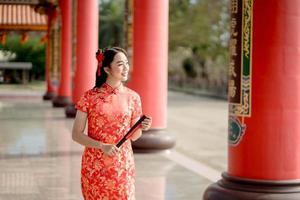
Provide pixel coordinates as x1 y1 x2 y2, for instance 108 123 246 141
130 127 142 141
72 110 103 148
72 110 119 156
130 116 152 141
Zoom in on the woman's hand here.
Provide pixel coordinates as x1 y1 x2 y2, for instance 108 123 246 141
141 116 152 131
100 143 119 156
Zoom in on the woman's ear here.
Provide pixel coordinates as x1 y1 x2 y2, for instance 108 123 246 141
103 66 110 75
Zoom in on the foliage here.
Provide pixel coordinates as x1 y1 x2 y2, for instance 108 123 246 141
169 0 230 59
183 57 197 78
169 0 230 95
99 0 125 48
0 34 46 80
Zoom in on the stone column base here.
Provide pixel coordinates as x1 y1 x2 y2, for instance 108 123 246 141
65 103 76 118
52 96 71 107
132 129 176 153
203 173 300 200
43 91 55 100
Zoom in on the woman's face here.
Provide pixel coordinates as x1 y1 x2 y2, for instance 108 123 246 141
105 52 129 82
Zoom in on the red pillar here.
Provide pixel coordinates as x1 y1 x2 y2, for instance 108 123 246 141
204 0 300 199
43 11 57 100
53 0 72 107
65 0 98 117
128 0 175 151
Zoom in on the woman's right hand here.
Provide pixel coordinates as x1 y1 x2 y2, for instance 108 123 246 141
100 143 119 156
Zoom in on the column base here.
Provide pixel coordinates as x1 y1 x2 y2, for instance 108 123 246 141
132 129 176 153
65 103 76 118
52 96 71 107
203 172 300 200
43 91 55 100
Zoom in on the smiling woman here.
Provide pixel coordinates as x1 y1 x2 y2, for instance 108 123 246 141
71 47 152 200
95 47 129 87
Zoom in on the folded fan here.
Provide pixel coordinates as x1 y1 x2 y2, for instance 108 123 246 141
116 115 147 148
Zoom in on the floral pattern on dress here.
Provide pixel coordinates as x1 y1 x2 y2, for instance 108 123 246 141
75 83 142 200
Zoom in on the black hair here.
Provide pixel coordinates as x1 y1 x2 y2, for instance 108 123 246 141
94 47 128 88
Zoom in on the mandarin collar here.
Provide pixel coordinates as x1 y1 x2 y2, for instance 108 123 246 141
100 82 123 94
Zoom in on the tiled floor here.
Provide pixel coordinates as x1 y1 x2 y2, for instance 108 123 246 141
0 87 228 200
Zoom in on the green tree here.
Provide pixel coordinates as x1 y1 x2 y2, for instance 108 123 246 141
169 0 230 61
99 0 125 48
0 34 46 80
169 0 230 94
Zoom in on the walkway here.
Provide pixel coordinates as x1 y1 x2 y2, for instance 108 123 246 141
0 84 228 200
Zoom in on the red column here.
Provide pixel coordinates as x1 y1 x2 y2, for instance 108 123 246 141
43 12 57 100
204 0 300 199
128 0 175 151
229 0 300 181
65 0 98 117
53 0 72 107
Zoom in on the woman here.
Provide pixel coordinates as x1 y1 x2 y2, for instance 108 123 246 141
72 47 152 200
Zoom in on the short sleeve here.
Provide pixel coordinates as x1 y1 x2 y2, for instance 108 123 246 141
75 91 90 113
131 94 143 123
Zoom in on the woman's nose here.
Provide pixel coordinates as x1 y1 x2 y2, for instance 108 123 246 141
124 64 129 71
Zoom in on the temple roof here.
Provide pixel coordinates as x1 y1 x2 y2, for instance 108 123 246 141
0 3 47 31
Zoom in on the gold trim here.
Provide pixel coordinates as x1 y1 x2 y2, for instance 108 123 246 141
0 25 47 31
243 0 251 59
249 0 253 117
229 0 253 117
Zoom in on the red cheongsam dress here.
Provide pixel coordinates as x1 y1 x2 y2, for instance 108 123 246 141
75 83 142 200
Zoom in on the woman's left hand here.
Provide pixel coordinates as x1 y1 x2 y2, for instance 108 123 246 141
141 116 152 131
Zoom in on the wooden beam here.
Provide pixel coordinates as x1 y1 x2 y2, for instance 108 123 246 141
0 0 39 5
0 25 47 31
